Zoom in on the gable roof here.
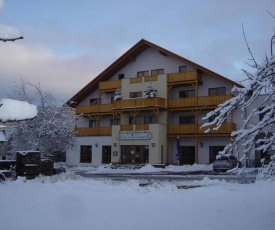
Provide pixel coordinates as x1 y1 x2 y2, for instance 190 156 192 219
68 39 243 104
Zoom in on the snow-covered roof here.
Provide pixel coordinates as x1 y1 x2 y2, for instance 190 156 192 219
0 130 6 142
0 98 37 122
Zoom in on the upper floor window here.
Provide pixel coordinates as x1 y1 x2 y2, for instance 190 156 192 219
179 90 195 98
209 87 226 96
130 91 142 98
179 116 195 124
179 66 187 72
90 98 98 105
89 119 97 127
151 69 164 76
137 70 149 77
118 74 125 79
110 118 120 126
144 116 157 124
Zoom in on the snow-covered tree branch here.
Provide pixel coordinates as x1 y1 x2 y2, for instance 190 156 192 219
201 28 275 179
5 80 80 159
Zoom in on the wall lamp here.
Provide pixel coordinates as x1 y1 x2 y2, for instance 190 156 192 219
95 143 98 147
151 142 155 147
200 142 204 148
113 142 117 147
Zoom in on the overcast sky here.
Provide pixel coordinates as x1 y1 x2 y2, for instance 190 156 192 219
0 0 274 102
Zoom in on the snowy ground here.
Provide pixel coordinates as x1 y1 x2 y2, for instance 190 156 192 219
1 166 274 230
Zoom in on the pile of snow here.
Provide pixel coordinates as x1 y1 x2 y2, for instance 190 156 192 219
0 173 274 230
0 23 23 40
0 98 37 122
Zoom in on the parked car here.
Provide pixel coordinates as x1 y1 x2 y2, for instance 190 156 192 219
213 154 241 172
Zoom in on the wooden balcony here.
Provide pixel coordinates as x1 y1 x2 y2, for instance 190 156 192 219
168 71 199 84
168 123 236 135
76 127 112 136
120 124 150 131
76 104 113 114
198 95 233 106
130 77 142 83
113 97 165 109
168 94 233 109
144 75 158 82
99 80 121 91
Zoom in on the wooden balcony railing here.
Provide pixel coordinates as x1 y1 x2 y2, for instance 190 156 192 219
76 127 112 136
167 123 236 135
113 97 165 109
198 95 233 106
120 124 133 131
167 71 199 83
76 104 113 114
99 80 121 91
136 124 149 130
130 77 142 83
144 75 158 82
168 94 233 108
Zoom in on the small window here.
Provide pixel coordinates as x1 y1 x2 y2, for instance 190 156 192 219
110 118 120 126
179 66 187 72
137 70 149 77
151 69 164 76
89 119 97 127
90 98 98 105
118 74 124 79
179 90 195 98
130 91 142 98
209 87 226 96
144 116 157 124
179 116 195 124
80 145 92 163
129 116 134 124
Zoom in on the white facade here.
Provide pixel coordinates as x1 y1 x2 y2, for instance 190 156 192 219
67 39 262 167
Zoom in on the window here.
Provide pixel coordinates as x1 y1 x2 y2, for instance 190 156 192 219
130 91 142 98
144 116 157 124
137 70 149 77
179 66 187 72
110 118 120 126
90 98 98 105
118 74 124 79
179 116 195 124
129 116 134 125
111 96 114 104
80 145 92 163
179 90 195 98
151 69 164 76
209 87 226 96
89 119 97 127
209 146 225 163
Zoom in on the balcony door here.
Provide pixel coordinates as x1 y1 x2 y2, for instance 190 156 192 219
102 146 111 164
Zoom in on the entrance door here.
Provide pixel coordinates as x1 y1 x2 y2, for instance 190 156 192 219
180 146 195 165
121 145 149 164
102 146 111 164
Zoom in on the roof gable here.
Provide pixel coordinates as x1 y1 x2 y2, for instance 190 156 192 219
68 39 243 104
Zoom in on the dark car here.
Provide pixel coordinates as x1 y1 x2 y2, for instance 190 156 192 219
213 154 241 172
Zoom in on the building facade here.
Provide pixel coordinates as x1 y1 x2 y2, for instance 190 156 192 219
67 39 256 167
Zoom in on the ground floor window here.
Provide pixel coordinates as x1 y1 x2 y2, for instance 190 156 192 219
209 146 225 163
80 145 92 163
179 146 195 165
121 145 149 164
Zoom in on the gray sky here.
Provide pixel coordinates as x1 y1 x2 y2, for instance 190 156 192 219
0 0 274 102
